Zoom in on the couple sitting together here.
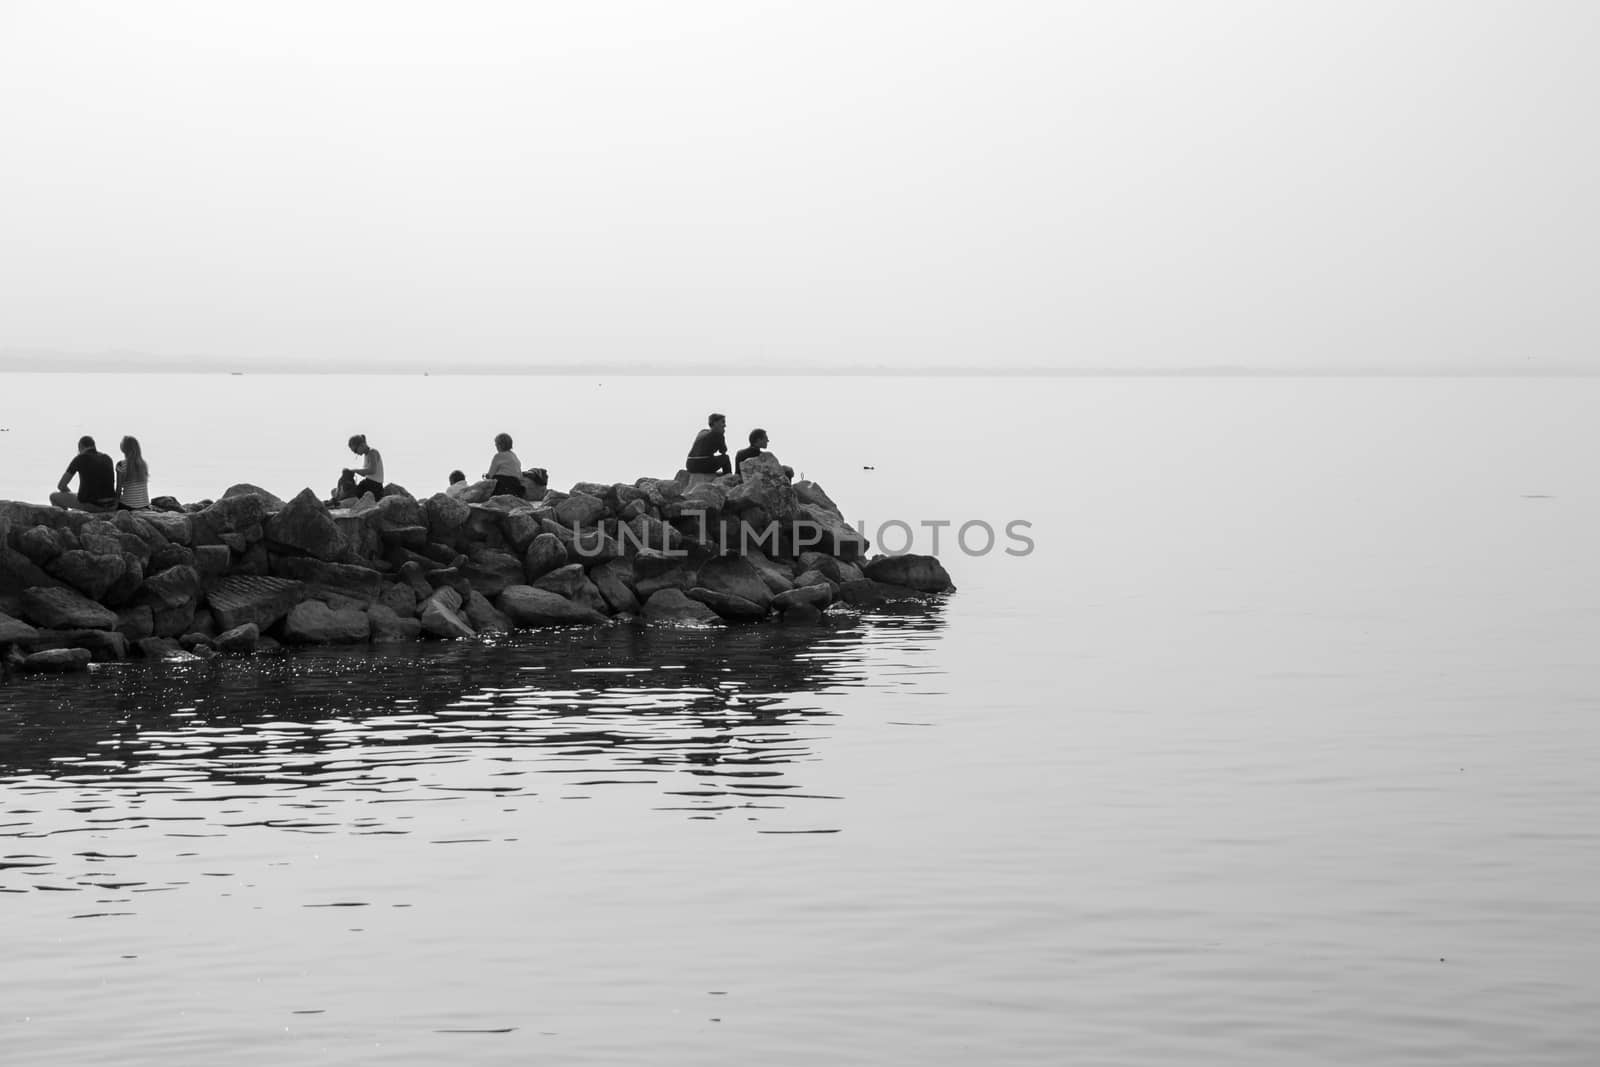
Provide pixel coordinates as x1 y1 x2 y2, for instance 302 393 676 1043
685 413 793 479
52 435 151 512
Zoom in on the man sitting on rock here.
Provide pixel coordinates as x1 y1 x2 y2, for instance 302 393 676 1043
342 434 385 500
735 427 794 479
685 412 732 476
50 435 118 512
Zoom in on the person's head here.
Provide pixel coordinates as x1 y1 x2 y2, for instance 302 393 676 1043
348 434 368 455
77 435 96 452
708 412 726 430
748 428 768 449
120 435 147 478
494 432 513 452
449 469 466 485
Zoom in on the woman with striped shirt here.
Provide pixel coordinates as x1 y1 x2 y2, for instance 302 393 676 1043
117 435 151 510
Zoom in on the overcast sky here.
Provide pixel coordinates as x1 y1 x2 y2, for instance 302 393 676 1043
1 1 1595 370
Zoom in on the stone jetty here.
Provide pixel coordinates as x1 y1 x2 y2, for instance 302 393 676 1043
0 455 954 679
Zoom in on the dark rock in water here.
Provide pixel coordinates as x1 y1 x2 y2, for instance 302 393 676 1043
137 637 202 663
798 553 864 585
496 585 607 627
270 556 384 603
116 604 154 642
215 623 260 653
31 628 128 661
779 601 824 625
463 590 512 634
633 564 698 601
21 586 118 630
48 549 126 601
207 574 305 632
284 600 372 644
377 581 418 619
22 647 92 672
773 583 832 611
397 560 434 602
266 488 345 562
835 579 926 608
144 564 202 610
0 610 41 646
152 601 197 638
641 588 723 626
689 587 767 620
696 557 774 611
523 533 568 583
590 559 640 614
367 605 422 643
419 587 475 639
862 553 956 593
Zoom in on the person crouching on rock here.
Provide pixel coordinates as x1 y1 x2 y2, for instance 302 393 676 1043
734 427 794 479
116 435 152 510
685 412 732 476
343 434 385 500
486 433 525 497
51 435 118 512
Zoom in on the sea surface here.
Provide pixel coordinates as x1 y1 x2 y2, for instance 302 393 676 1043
1 374 1597 1065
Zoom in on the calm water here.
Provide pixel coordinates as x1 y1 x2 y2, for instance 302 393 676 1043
2 374 1598 1065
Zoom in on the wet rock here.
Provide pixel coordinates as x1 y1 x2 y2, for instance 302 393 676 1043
367 604 422 642
22 647 92 672
641 588 723 626
419 588 476 639
779 602 823 624
862 553 956 593
136 637 202 662
377 581 418 619
152 600 198 638
215 623 260 653
496 585 608 627
206 574 306 632
398 560 434 602
773 583 832 610
590 559 640 614
21 586 118 630
532 563 588 600
283 600 372 644
695 557 773 611
0 610 41 646
462 590 512 634
688 587 767 620
835 578 925 608
743 549 796 596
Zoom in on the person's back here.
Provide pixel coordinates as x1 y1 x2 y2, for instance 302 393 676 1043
685 413 732 475
51 435 117 511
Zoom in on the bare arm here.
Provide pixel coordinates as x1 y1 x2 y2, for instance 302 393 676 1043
57 465 75 493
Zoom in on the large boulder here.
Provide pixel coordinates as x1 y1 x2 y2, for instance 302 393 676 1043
0 610 41 646
590 559 640 615
641 588 723 626
788 504 868 561
500 510 543 554
725 453 799 521
688 587 767 621
20 586 118 630
553 492 607 529
143 565 202 610
773 583 832 610
496 585 607 627
424 492 471 541
206 574 306 631
792 480 841 516
1 546 62 599
695 557 774 611
532 563 588 600
283 600 372 644
462 590 512 634
139 510 193 546
215 623 261 653
47 549 126 601
265 488 345 561
377 581 418 619
17 525 63 566
835 579 926 608
269 557 384 603
116 605 155 641
21 647 92 673
523 533 568 583
862 554 955 593
223 484 286 508
419 588 476 639
367 604 422 643
463 548 525 599
190 492 268 546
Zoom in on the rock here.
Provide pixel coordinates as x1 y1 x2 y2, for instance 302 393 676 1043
425 493 471 540
620 516 683 555
641 588 724 626
0 610 41 646
370 494 424 531
773 583 832 610
270 556 384 603
679 482 727 515
791 568 838 597
18 525 63 566
136 637 201 662
22 647 92 672
47 549 126 601
215 623 260 653
798 553 864 585
743 550 796 595
21 586 118 630
532 563 588 599
835 579 926 608
792 480 841 516
152 601 197 638
367 604 422 642
496 585 608 627
283 600 372 644
377 581 418 619
377 525 429 551
726 453 800 521
862 553 956 593
27 629 129 661
206 574 306 632
143 564 202 609
424 566 473 604
780 602 823 624
554 492 607 529
462 548 525 599
568 527 620 568
788 505 868 561
695 556 774 611
419 591 476 639
223 483 286 507
191 492 267 546
462 590 512 634
523 533 568 583
397 560 434 601
150 542 197 572
500 510 542 554
140 510 193 545
590 559 640 614
1 546 61 600
265 487 345 561
688 587 767 620
194 544 231 581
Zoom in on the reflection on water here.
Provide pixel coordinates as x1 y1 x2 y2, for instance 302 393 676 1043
0 611 947 900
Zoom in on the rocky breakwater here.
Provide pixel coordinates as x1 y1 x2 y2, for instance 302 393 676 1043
0 455 953 679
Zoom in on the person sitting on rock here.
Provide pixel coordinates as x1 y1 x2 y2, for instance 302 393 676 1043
685 412 732 476
50 435 118 512
485 433 525 497
734 427 794 479
444 469 474 501
342 434 385 500
115 435 151 510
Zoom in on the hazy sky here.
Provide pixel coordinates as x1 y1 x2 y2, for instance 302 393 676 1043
1 1 1595 370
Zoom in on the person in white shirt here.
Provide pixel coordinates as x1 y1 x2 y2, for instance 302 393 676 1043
343 434 385 500
485 433 523 497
